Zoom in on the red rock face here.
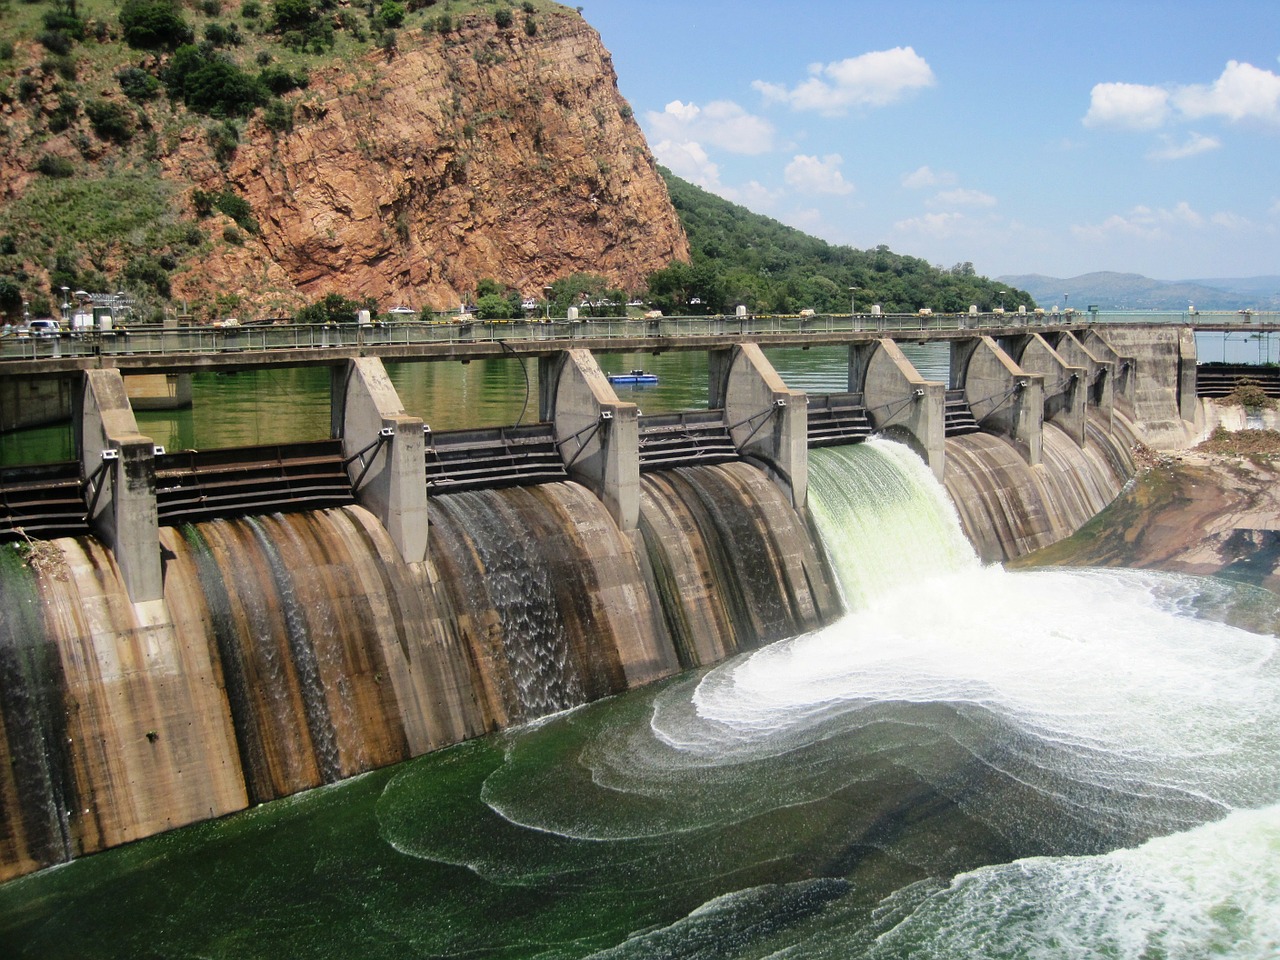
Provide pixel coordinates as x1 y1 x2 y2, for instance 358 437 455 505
169 12 689 316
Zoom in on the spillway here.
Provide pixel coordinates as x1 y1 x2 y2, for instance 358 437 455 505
5 437 1277 960
0 459 842 880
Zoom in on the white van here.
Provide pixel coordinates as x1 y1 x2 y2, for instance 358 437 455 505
28 319 60 337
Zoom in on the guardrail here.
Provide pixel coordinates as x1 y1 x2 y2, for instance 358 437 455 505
2 310 1276 364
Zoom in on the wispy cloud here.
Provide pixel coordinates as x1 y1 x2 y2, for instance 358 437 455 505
930 188 997 208
1146 132 1221 161
893 211 968 238
901 165 957 189
784 154 855 195
754 47 935 115
1072 202 1204 242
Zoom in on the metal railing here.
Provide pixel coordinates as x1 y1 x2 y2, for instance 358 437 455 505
2 310 1276 365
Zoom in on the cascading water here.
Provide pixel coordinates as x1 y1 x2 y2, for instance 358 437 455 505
2 440 1279 959
0 547 72 873
429 488 588 722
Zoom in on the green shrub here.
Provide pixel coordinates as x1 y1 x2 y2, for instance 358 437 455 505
523 16 535 35
123 255 172 297
259 65 307 94
117 66 161 102
85 99 137 142
295 292 373 325
240 0 260 18
213 189 257 233
379 0 405 28
166 45 267 117
36 153 76 178
46 94 79 133
262 99 293 132
222 224 242 244
494 8 512 28
42 7 85 36
38 30 75 55
120 0 195 50
206 120 240 163
272 0 312 31
205 22 241 47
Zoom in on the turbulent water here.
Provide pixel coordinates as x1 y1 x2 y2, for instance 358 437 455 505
2 440 1278 958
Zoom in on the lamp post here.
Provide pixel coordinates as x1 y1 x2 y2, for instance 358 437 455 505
60 286 70 327
998 290 1006 312
543 285 552 321
849 286 859 315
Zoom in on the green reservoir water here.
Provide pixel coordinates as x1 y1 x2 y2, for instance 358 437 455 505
0 345 945 465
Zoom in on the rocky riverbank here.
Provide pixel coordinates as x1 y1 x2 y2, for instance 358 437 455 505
1013 431 1280 601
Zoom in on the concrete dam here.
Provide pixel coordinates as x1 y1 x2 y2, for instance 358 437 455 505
0 324 1196 881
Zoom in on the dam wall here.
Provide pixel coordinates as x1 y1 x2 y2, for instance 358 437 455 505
0 325 1190 881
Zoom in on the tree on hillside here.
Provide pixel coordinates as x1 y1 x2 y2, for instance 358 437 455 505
119 0 193 49
652 170 1034 315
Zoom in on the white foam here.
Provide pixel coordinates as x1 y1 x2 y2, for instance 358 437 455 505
870 804 1280 959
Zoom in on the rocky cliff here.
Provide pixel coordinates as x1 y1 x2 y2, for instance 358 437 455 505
0 6 688 318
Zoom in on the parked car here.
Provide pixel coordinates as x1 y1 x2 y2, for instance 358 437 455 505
28 319 61 337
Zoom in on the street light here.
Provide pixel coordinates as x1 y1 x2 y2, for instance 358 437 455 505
60 286 70 324
849 286 859 316
544 285 552 321
998 290 1006 311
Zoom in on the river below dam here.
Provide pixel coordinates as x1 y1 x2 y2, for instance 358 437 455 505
2 439 1277 958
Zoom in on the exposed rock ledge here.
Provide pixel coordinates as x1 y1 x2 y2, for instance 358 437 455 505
1015 409 1280 602
163 10 688 315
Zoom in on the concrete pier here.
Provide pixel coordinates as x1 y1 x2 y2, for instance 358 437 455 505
77 369 162 602
332 358 429 564
710 343 808 507
849 339 946 479
952 336 1043 465
540 348 640 532
1008 334 1086 447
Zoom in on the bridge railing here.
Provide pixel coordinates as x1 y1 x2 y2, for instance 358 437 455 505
2 310 1276 363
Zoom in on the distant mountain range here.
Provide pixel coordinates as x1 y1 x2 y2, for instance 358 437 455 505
995 271 1280 312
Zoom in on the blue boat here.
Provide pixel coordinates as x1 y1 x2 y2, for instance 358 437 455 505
608 369 659 385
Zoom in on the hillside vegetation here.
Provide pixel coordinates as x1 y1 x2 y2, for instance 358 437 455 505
0 0 1030 322
649 171 1034 316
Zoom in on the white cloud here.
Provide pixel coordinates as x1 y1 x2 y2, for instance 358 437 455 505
1083 82 1170 130
1173 60 1280 124
644 99 775 155
1146 132 1221 160
1072 202 1204 242
1084 60 1280 133
783 154 855 195
901 165 956 189
651 139 722 190
753 47 935 114
893 211 967 238
931 188 997 207
720 180 782 210
1210 211 1252 229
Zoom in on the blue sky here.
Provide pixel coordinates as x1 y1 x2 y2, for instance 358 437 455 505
583 0 1280 281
